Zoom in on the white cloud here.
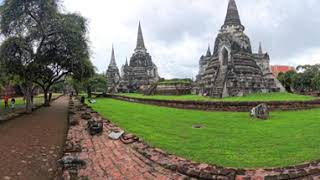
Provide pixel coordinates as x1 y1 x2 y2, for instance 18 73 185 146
62 0 320 79
273 48 320 66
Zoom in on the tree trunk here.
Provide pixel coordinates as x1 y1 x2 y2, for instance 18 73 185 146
87 86 92 98
24 80 33 113
43 90 50 106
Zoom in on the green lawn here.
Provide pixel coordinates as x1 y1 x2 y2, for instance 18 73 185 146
90 98 320 168
119 92 318 102
0 93 61 110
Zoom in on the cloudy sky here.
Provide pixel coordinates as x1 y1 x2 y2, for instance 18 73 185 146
63 0 320 79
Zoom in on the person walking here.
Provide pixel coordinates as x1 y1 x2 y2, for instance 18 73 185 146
3 95 9 109
11 98 16 110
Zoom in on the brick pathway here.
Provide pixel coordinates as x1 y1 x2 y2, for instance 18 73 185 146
0 96 69 180
63 100 185 180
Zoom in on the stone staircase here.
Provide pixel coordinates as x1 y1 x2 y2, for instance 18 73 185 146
211 65 228 98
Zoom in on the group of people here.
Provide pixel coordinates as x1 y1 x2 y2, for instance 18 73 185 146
2 95 16 110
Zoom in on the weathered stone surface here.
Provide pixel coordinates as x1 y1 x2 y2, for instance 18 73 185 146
144 82 192 96
106 46 121 93
108 131 124 140
64 141 82 153
81 112 92 120
250 103 269 120
110 94 320 112
87 119 103 136
194 0 284 98
69 117 79 126
58 155 86 170
120 22 160 93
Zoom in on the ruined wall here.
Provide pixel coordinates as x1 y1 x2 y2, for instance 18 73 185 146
106 94 320 112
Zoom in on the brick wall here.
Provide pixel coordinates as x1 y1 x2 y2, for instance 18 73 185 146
106 94 320 112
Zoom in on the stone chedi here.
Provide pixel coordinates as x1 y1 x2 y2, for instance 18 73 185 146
121 22 160 92
196 0 284 98
106 46 121 93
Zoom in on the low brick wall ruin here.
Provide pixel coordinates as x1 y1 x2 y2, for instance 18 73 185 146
106 94 320 112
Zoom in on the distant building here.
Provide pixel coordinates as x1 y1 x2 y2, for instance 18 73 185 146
120 22 160 92
106 46 121 93
271 65 295 77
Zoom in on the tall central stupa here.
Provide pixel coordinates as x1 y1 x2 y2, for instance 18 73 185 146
195 0 284 98
121 22 160 92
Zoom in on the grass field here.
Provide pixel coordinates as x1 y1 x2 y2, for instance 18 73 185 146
119 92 318 102
0 93 61 110
90 98 320 168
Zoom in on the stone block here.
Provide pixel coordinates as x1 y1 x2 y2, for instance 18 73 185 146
87 119 103 136
58 155 86 170
250 103 269 120
108 131 124 140
81 113 92 120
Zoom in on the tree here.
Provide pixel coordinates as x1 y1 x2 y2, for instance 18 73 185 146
296 64 320 92
50 81 64 93
278 70 297 93
83 73 108 98
312 73 320 92
0 64 5 92
0 0 92 110
71 58 96 98
33 13 91 106
278 64 320 93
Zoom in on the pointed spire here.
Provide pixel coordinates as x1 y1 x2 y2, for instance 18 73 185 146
223 0 243 28
258 42 263 54
125 57 128 66
206 44 212 57
135 21 147 52
109 45 117 67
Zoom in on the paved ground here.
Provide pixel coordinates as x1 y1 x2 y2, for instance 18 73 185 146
0 96 69 180
63 103 185 179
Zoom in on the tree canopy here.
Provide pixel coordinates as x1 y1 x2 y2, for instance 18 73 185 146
0 0 94 110
278 64 320 93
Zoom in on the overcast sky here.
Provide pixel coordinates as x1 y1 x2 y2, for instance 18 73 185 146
63 0 320 79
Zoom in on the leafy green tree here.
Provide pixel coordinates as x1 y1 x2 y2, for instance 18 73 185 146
33 13 90 106
278 64 320 93
0 0 58 112
83 73 108 98
312 73 320 92
0 0 92 110
50 81 64 93
278 70 297 93
296 64 320 92
65 58 107 98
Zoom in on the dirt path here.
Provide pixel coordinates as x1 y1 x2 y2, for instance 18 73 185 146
0 96 69 180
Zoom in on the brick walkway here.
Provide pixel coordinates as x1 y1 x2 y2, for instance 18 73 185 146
63 100 185 180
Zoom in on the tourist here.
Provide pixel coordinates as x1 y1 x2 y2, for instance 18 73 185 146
11 98 16 109
3 95 9 109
